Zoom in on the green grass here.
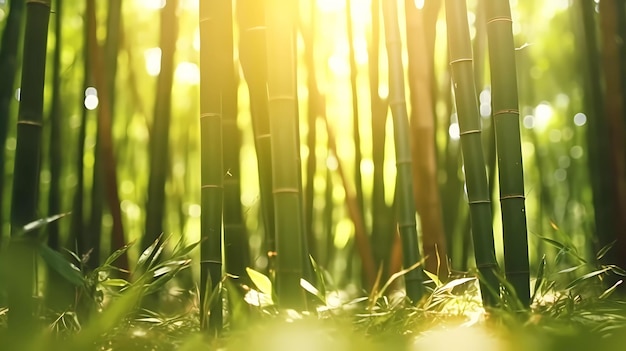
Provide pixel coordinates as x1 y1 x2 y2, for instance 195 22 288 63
1 234 626 350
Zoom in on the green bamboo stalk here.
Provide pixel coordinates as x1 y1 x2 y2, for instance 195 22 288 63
485 0 530 307
445 0 499 306
369 0 393 276
221 0 249 282
86 0 127 271
599 0 626 274
301 0 319 261
47 0 63 250
8 0 51 337
265 0 307 309
104 0 121 118
46 0 74 311
0 0 25 243
237 0 276 272
70 0 92 264
143 0 179 250
346 0 365 220
381 0 424 302
199 0 225 332
574 0 614 268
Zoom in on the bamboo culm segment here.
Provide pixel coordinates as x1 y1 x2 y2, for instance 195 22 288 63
486 0 530 308
445 0 499 307
266 0 307 310
382 0 424 302
237 0 276 272
8 0 51 338
199 0 226 333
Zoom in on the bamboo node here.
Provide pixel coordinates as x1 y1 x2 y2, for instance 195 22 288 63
201 184 223 189
200 112 221 119
256 133 271 140
476 263 498 269
459 129 481 136
17 121 43 127
201 260 223 265
468 199 491 204
272 187 299 194
487 16 513 24
500 194 525 200
493 109 519 116
268 95 296 102
395 158 412 165
449 57 473 65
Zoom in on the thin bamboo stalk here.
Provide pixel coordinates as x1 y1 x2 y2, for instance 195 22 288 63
237 0 276 273
369 0 393 276
143 0 179 250
381 0 424 302
404 0 448 276
86 0 127 271
346 0 365 219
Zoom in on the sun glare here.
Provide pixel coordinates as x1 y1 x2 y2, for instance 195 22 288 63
137 0 165 10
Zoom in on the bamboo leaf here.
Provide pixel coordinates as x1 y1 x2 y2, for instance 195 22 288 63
531 255 546 303
424 270 442 287
103 241 135 267
438 277 475 292
246 267 273 297
39 244 84 286
599 280 623 299
596 240 616 260
18 212 70 236
565 267 612 290
300 278 325 304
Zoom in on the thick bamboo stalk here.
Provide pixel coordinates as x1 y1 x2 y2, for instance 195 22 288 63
8 0 51 337
221 0 249 281
445 0 499 306
486 0 530 307
599 0 626 277
0 0 26 242
199 0 225 332
381 0 424 302
265 0 307 309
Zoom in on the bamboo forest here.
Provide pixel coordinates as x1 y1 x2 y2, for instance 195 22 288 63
2 0 626 349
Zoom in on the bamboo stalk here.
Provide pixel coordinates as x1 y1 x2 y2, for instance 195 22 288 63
369 0 393 277
0 0 26 242
199 0 225 332
445 0 499 306
486 0 530 307
8 0 51 337
265 0 307 309
86 0 127 271
381 0 424 302
221 0 249 282
237 0 276 273
404 0 448 276
143 0 179 250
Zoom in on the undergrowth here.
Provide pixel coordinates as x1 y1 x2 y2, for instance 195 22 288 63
1 227 626 351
